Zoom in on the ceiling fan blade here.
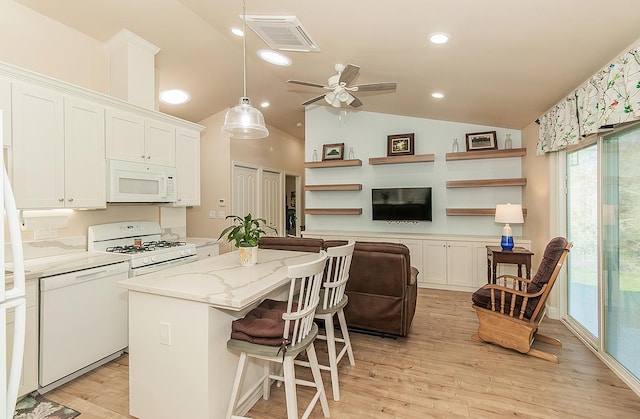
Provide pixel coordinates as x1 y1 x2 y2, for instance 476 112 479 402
349 94 363 108
352 82 397 92
339 64 360 85
287 80 326 89
301 94 326 106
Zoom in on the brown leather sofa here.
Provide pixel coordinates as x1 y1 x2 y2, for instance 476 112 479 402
259 237 418 337
332 241 418 337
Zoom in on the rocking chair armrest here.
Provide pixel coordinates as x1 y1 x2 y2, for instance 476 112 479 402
495 274 534 290
482 283 546 299
481 283 548 319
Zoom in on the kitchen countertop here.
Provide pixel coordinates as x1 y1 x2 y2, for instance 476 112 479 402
119 249 320 310
6 252 131 279
184 237 220 247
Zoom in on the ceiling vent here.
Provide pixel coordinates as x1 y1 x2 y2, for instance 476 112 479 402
243 15 320 52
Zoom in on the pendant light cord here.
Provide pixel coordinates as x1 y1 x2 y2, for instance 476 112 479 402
242 0 247 98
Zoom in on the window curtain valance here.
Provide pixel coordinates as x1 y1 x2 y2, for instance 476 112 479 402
537 42 640 155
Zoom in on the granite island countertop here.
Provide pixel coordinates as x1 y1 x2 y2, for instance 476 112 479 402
118 249 321 311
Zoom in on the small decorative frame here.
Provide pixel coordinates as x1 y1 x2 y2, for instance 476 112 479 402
322 143 344 160
387 133 415 156
465 131 498 151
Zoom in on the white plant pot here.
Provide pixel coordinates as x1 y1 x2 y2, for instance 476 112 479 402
238 245 258 266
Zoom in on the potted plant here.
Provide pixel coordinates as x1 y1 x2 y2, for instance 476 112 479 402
218 213 276 266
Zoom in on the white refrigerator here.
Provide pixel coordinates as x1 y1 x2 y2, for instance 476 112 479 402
1 110 26 417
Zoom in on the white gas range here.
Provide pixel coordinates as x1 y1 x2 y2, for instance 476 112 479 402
88 221 197 276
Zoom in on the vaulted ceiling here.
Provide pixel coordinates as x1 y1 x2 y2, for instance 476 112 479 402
16 0 640 139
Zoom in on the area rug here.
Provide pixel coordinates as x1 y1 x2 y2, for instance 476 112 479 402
13 391 80 419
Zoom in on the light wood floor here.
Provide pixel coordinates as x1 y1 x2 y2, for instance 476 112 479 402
45 289 640 418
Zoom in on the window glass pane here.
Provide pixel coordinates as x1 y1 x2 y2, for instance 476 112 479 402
603 127 640 380
567 145 599 337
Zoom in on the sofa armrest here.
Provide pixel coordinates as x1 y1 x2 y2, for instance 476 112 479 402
409 266 419 286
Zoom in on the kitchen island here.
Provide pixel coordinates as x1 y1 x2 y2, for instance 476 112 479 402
118 249 321 419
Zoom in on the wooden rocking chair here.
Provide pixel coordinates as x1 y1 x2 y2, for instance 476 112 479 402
471 237 572 363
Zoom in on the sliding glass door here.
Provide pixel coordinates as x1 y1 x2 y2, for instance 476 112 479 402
566 144 599 339
602 127 640 380
564 124 640 385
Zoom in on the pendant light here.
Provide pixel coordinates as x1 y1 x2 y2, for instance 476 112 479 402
222 0 269 139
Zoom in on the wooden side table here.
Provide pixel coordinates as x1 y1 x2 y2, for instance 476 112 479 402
486 246 534 284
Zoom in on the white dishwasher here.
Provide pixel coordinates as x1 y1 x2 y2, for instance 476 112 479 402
39 261 130 390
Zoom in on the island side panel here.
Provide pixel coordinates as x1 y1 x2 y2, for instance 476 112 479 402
128 291 265 418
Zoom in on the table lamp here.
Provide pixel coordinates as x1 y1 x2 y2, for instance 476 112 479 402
495 203 524 250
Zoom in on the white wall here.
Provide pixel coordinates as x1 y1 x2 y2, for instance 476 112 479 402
305 106 523 236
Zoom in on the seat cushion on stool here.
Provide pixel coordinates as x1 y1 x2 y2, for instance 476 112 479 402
231 299 297 346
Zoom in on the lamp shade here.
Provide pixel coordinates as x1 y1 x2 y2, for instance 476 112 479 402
222 97 269 139
495 203 524 224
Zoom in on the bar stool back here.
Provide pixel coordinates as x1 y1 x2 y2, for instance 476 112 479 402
226 251 330 419
313 240 356 401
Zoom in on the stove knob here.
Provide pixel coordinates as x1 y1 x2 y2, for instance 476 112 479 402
142 257 150 264
151 255 159 262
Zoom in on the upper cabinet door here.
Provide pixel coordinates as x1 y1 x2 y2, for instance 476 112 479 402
105 108 145 163
64 96 106 208
12 83 65 209
174 128 200 206
145 119 175 167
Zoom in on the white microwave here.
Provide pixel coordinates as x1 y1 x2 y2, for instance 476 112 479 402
107 160 177 203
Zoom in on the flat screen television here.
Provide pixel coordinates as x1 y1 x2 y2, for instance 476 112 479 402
372 187 432 221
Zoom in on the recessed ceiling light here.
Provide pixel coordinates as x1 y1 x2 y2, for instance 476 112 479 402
159 89 191 105
260 102 270 108
257 49 291 66
429 32 450 44
432 92 444 99
231 27 244 37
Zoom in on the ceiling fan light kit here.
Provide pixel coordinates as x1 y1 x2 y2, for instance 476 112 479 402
288 63 397 109
222 0 269 139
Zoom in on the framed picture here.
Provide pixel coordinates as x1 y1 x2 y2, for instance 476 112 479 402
387 133 415 156
322 143 344 161
465 131 498 151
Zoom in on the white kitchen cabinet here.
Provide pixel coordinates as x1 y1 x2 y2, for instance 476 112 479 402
422 240 474 289
174 128 200 206
12 83 106 209
105 109 175 167
12 83 65 209
6 279 38 397
1 78 11 147
105 108 145 163
63 96 106 208
196 243 220 259
145 119 175 167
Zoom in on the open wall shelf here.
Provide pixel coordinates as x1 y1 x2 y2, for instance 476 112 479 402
305 208 362 215
446 208 528 217
305 159 362 168
445 148 526 161
446 178 527 188
369 154 435 165
305 184 362 191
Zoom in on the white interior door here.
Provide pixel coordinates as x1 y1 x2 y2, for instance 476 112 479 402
261 169 282 236
232 163 258 219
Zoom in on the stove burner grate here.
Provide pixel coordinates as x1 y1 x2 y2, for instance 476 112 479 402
105 241 187 254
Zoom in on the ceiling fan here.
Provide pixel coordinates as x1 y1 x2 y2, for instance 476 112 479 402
287 64 397 108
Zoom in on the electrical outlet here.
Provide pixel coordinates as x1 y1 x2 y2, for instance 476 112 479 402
219 198 226 207
208 211 216 219
159 322 171 346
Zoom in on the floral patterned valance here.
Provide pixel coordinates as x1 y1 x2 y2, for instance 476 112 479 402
537 43 640 155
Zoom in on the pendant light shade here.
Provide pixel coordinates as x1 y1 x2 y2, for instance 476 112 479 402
222 0 269 139
223 97 269 139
